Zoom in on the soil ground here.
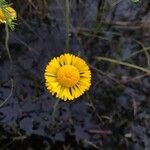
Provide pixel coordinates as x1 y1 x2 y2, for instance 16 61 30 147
0 0 150 149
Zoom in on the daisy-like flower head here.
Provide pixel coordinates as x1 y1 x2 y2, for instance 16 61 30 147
0 6 16 23
45 53 91 101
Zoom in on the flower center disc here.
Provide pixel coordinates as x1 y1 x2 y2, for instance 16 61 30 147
57 65 80 88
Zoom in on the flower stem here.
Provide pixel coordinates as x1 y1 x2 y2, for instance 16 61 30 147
0 24 14 108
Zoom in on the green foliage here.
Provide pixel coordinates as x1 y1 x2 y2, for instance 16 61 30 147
131 0 140 3
0 0 16 30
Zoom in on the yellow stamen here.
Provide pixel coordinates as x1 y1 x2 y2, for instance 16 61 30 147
57 65 80 87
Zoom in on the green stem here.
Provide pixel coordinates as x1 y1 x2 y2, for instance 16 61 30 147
65 0 70 52
52 99 59 122
5 24 12 63
0 24 13 108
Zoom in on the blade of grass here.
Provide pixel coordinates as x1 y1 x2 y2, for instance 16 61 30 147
133 40 150 68
95 56 150 74
123 47 150 60
0 136 26 150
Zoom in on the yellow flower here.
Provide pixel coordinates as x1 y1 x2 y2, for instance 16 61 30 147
0 6 16 23
44 53 91 101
